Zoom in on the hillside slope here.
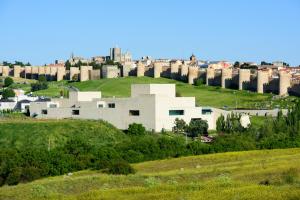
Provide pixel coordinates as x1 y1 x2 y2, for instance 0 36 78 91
0 119 127 150
30 77 296 109
0 148 299 200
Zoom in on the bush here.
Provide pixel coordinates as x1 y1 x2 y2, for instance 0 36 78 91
31 82 48 92
186 119 208 138
6 167 22 185
195 78 205 86
107 160 135 175
127 123 146 135
2 88 15 99
4 77 14 87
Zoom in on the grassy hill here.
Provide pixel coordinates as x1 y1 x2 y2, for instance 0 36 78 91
0 119 127 150
0 148 299 200
21 77 296 109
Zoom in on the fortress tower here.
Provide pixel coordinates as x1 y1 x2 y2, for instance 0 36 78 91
257 70 269 94
137 61 145 77
279 71 291 96
188 66 199 85
221 68 232 88
206 68 215 86
238 69 251 90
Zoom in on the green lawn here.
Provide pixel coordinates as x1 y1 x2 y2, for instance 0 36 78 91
0 148 299 200
27 77 297 109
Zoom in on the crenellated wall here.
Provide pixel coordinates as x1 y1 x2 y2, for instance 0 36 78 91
1 64 299 97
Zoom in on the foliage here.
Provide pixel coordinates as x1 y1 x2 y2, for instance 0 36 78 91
31 76 48 92
4 77 14 87
107 160 135 175
2 88 15 99
127 123 146 135
186 119 208 138
194 78 205 86
173 118 187 134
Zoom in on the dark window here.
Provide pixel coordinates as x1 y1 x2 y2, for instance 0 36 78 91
98 104 104 108
169 110 184 116
202 109 212 115
41 109 48 115
129 110 140 116
108 103 115 108
49 104 57 108
72 110 80 115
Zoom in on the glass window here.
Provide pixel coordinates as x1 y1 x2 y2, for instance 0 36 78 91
202 109 212 115
98 104 104 108
169 110 184 116
49 104 57 108
72 110 80 115
41 109 48 115
129 110 140 116
108 103 115 108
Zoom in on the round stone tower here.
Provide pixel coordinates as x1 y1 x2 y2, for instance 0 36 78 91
257 70 269 94
137 61 145 77
221 68 232 88
153 62 162 78
180 63 188 81
188 66 199 85
206 68 215 86
170 60 181 79
279 71 291 96
238 69 251 90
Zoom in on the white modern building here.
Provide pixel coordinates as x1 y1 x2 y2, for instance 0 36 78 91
29 84 227 131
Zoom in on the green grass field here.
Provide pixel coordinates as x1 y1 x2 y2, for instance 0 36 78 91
13 76 295 109
0 148 299 200
0 119 127 150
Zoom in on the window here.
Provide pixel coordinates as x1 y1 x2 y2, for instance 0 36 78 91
49 104 57 108
98 104 104 108
41 109 48 115
72 110 80 115
202 109 212 115
108 103 115 108
129 110 140 116
169 110 184 116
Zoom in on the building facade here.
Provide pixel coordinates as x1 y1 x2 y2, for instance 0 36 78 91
29 84 224 131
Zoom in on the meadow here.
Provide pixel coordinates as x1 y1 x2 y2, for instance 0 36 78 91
8 76 297 109
0 148 299 200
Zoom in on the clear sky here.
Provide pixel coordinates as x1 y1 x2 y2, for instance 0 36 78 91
0 0 299 66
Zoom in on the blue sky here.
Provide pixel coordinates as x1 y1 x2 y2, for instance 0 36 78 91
0 0 299 65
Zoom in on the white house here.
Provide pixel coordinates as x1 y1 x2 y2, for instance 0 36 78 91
29 84 227 131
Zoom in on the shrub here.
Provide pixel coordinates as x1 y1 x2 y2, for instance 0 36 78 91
186 119 208 138
6 167 22 185
2 88 15 99
127 123 146 135
4 77 14 87
195 78 205 86
107 161 135 175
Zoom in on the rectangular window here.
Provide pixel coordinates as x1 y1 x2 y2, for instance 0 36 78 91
108 103 115 108
41 109 48 115
98 104 104 108
169 110 184 116
202 109 212 115
129 110 140 116
49 104 57 108
72 110 80 115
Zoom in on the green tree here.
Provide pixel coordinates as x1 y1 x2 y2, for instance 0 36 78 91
2 88 15 99
4 77 14 87
173 118 187 134
216 115 225 133
127 123 146 135
186 119 208 138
